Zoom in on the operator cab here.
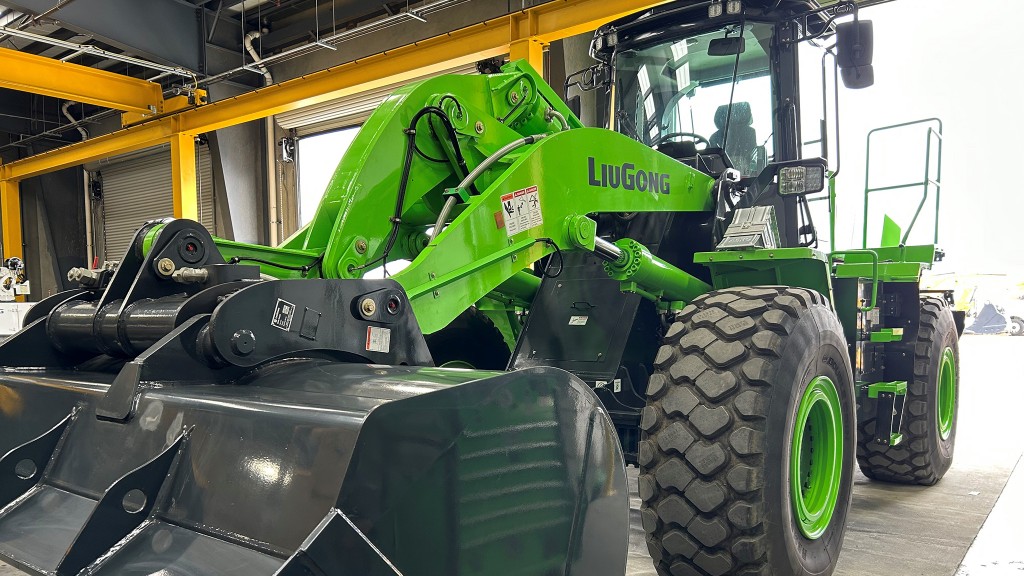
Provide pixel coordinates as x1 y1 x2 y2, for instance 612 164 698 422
611 21 773 179
579 0 875 250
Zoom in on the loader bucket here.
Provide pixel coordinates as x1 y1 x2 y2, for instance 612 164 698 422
0 362 627 576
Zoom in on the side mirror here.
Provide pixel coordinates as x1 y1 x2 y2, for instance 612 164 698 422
708 37 746 56
836 20 874 89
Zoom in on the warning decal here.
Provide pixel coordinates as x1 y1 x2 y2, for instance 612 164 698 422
365 326 391 353
271 298 296 331
499 185 543 237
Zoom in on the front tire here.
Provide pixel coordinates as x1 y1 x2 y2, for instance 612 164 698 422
857 296 959 485
639 287 856 576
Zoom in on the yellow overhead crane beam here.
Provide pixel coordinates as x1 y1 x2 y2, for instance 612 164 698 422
0 0 671 261
0 46 164 115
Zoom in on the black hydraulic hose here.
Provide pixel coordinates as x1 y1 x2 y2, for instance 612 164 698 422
349 127 417 273
412 106 476 194
229 253 324 276
228 109 471 277
350 105 472 273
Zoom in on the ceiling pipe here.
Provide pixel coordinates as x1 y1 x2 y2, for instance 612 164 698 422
243 30 273 86
0 108 114 153
60 101 89 141
199 0 469 86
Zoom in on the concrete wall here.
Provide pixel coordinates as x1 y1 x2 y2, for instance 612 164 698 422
206 83 268 245
18 145 88 300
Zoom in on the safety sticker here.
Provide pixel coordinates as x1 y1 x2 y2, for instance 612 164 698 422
568 315 589 326
271 298 295 331
500 185 543 237
365 326 391 353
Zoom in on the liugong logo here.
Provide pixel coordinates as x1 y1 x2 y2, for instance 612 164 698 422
588 157 671 194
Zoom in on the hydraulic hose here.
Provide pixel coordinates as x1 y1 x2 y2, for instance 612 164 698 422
350 106 471 273
430 133 548 241
546 108 570 131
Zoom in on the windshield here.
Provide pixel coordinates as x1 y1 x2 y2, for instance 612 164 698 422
613 22 775 176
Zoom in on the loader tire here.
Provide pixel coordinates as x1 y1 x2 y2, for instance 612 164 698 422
1009 316 1024 336
857 296 959 485
639 287 856 576
424 307 511 370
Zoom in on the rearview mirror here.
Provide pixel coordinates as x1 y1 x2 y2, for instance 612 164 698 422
836 20 874 89
708 37 746 56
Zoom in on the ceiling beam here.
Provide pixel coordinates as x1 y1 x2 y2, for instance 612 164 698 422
1 0 673 181
0 46 163 113
2 0 202 70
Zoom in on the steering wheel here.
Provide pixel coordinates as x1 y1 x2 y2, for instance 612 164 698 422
655 132 711 149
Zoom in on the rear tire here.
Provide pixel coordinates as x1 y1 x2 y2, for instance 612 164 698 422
856 296 959 485
639 287 856 576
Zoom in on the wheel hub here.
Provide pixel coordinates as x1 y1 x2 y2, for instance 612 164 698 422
791 375 844 540
937 347 956 440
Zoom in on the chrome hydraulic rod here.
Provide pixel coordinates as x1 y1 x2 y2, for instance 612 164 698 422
593 236 626 264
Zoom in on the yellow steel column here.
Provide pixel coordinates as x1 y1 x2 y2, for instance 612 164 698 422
509 38 544 70
509 8 545 71
169 133 198 220
0 179 22 260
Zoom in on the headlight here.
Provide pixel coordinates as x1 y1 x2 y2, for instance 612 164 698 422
778 164 826 196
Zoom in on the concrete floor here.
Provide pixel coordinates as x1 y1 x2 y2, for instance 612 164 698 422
0 335 1020 576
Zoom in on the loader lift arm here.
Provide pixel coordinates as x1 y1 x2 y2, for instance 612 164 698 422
212 61 719 334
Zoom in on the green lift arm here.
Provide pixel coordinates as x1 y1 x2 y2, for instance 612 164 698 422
210 61 719 334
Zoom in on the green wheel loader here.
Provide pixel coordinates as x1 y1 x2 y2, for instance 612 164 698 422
0 1 959 575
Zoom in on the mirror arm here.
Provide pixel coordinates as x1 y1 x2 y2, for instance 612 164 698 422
781 1 858 46
820 47 842 178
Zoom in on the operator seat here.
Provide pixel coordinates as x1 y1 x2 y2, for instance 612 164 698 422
709 102 757 172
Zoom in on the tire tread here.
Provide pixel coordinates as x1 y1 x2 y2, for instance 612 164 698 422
855 296 957 485
641 287 829 575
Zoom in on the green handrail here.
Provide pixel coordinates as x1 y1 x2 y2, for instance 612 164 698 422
862 118 943 248
831 249 879 311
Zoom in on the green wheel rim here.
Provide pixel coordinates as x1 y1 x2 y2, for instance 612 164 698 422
790 375 844 540
937 347 956 440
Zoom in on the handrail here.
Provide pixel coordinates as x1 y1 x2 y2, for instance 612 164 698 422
862 118 943 248
831 249 879 311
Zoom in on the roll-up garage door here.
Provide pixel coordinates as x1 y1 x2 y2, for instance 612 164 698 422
276 63 477 135
96 144 216 260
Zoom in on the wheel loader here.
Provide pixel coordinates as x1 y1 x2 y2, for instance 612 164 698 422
0 1 960 575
